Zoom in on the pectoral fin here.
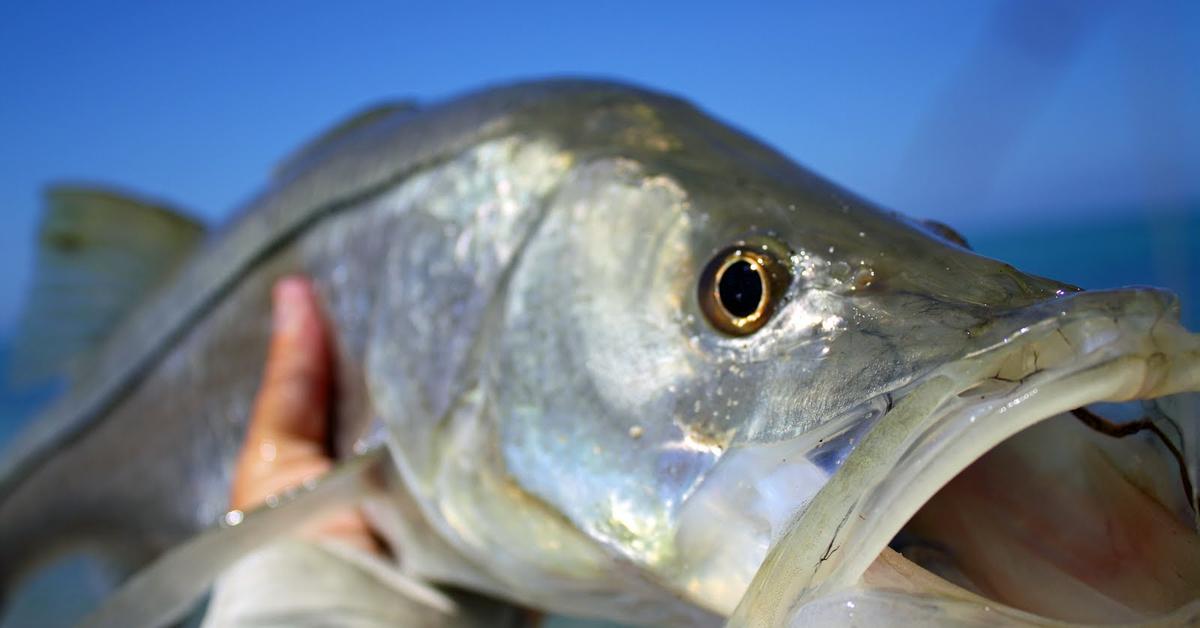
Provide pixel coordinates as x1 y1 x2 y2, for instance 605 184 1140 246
79 448 420 628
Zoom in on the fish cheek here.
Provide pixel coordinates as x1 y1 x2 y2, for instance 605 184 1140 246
357 137 569 475
490 160 716 562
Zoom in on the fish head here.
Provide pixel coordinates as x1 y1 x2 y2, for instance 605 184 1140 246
483 121 1200 625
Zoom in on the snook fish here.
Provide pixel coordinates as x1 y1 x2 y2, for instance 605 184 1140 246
1 80 1197 626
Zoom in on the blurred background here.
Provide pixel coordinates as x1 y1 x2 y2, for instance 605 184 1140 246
0 1 1197 621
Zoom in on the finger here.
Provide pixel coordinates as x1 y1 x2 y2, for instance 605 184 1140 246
253 276 332 447
230 277 383 553
232 277 333 509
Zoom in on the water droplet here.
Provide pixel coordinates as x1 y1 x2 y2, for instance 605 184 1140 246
628 425 644 439
223 510 245 527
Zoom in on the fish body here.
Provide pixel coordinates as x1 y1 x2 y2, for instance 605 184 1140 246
1 79 1197 626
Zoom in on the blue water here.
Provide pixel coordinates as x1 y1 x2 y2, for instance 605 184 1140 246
970 211 1198 329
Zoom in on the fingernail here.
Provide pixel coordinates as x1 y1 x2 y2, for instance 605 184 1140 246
273 277 307 335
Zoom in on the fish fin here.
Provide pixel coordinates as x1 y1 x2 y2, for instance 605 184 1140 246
80 448 393 628
10 185 206 385
202 540 462 626
273 101 421 183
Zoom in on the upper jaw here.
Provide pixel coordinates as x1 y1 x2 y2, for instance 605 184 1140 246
722 287 1200 625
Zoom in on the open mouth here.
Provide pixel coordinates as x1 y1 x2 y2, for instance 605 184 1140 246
891 395 1200 624
731 290 1200 626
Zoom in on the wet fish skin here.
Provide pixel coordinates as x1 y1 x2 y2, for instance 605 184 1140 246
0 79 1191 625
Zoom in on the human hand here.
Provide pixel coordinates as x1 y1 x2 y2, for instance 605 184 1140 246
229 276 382 554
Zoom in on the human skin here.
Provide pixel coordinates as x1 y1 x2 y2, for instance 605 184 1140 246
229 276 381 554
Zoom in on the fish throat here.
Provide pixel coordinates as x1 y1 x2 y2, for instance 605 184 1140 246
895 398 1200 624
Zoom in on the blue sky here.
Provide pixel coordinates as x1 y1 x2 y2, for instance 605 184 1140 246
0 1 1197 332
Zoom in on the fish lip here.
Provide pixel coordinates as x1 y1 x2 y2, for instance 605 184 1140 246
731 288 1200 625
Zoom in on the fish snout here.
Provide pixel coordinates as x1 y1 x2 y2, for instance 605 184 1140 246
963 286 1184 360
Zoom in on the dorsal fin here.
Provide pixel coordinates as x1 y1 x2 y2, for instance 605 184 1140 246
273 101 421 183
10 186 207 384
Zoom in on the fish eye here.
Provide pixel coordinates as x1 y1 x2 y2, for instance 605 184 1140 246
698 240 792 336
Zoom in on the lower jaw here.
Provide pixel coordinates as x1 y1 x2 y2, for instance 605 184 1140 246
729 312 1200 626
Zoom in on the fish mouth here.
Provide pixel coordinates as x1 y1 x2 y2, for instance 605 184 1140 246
886 396 1200 624
732 289 1200 625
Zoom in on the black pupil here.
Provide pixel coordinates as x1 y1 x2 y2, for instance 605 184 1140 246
718 260 763 318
